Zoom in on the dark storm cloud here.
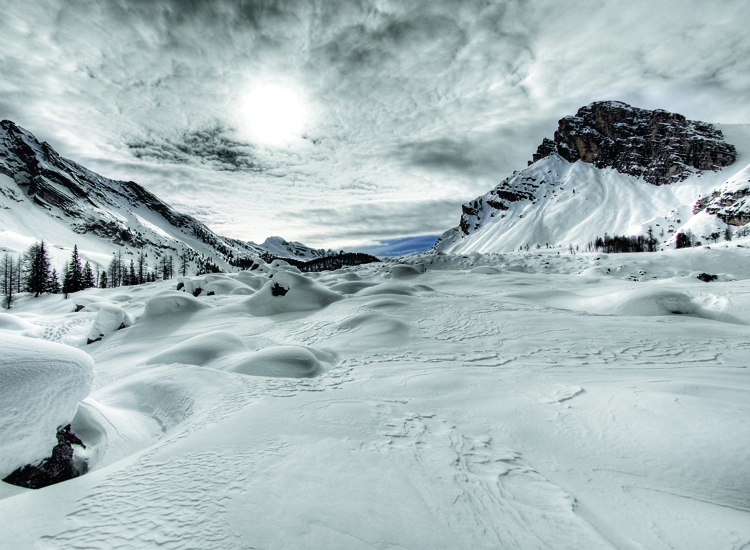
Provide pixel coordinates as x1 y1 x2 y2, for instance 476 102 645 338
1 0 749 248
126 124 264 172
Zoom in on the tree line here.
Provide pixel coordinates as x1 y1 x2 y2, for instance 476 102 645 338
1 242 195 309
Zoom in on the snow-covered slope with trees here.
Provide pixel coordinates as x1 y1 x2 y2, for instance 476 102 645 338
434 102 750 254
0 120 333 275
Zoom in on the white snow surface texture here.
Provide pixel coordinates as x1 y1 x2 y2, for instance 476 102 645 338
0 248 749 549
0 332 94 478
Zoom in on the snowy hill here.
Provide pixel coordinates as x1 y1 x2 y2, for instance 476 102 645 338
0 120 330 271
435 102 750 254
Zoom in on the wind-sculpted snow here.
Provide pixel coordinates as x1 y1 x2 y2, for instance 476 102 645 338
0 312 42 337
145 331 249 366
141 291 211 319
219 345 326 378
2 248 750 549
0 334 94 478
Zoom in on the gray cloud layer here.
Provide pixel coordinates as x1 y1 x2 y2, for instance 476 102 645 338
1 0 749 248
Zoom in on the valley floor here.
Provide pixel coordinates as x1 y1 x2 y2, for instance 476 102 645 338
1 244 749 550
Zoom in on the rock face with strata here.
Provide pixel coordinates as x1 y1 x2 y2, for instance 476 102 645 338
530 101 736 185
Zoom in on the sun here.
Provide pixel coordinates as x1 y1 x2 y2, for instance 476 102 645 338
241 85 306 145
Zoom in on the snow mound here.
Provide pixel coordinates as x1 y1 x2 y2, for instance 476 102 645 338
605 289 696 316
388 265 423 279
146 331 249 366
204 278 253 296
328 312 412 350
235 272 267 290
229 286 255 296
356 283 417 296
328 281 381 294
222 346 324 378
0 313 41 337
243 272 343 316
470 266 502 274
141 291 211 319
0 334 94 478
86 304 135 344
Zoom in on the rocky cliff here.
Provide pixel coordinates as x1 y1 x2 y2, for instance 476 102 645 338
530 101 736 185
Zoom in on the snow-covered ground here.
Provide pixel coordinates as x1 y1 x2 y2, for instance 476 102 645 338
1 245 749 549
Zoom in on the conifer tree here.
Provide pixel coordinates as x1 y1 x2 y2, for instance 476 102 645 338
82 261 95 289
47 268 62 294
2 253 14 309
23 241 51 297
137 252 146 284
129 260 137 286
68 245 83 293
62 261 70 299
99 271 108 289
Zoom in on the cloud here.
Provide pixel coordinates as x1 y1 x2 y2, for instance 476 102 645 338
1 0 749 249
125 124 264 172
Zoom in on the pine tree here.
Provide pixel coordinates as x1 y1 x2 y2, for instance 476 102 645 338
107 253 123 288
47 268 62 294
68 245 83 293
2 253 14 309
23 241 51 297
82 261 95 289
99 271 108 289
137 252 146 284
180 252 188 277
62 262 70 299
129 260 137 286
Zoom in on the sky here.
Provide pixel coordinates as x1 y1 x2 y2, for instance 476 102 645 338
1 0 749 251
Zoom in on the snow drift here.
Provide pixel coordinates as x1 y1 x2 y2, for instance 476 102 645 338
0 334 94 478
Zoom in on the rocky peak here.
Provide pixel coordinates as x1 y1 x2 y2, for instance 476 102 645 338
530 101 736 185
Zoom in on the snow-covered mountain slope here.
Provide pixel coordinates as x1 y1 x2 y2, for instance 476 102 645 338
0 120 328 269
246 236 336 260
2 247 750 548
435 102 750 254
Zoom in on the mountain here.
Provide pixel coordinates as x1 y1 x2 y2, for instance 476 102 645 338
0 120 331 270
434 101 750 254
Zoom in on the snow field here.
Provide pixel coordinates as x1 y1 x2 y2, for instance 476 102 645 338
0 248 749 549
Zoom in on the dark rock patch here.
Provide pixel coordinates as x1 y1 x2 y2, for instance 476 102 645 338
697 273 718 282
3 425 86 489
271 282 289 296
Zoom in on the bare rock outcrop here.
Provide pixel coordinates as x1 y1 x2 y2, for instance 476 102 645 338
530 101 736 185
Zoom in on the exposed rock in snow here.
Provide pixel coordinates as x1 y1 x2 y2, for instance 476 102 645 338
693 162 750 226
3 424 86 489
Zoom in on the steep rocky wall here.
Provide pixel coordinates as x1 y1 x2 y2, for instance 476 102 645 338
530 101 736 185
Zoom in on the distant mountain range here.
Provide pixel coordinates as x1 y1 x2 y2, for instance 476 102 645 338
0 120 335 270
434 101 750 254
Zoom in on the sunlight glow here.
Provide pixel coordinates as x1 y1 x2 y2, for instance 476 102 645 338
241 85 306 145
